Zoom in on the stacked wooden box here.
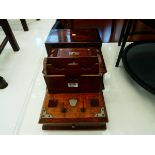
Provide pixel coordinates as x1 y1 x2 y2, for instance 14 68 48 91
39 29 108 130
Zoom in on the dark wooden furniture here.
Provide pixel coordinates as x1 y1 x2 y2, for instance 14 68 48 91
39 27 108 130
116 19 155 67
122 42 155 95
0 76 8 89
55 19 155 43
57 19 115 42
45 29 102 55
46 48 106 74
119 20 155 45
20 19 29 31
0 20 20 89
20 19 40 31
43 48 106 94
0 19 20 54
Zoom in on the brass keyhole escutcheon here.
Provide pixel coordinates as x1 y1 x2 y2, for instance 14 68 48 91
69 98 78 107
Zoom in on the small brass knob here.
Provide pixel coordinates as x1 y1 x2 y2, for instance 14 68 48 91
72 124 76 129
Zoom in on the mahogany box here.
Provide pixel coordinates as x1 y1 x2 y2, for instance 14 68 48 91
39 92 108 130
45 29 102 56
43 48 106 93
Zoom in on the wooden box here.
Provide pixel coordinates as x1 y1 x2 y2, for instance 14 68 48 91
45 48 106 74
45 29 102 56
43 48 106 93
39 92 108 130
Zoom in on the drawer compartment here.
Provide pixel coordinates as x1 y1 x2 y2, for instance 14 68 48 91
44 75 103 93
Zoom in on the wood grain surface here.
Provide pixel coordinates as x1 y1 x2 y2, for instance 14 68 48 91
39 92 108 123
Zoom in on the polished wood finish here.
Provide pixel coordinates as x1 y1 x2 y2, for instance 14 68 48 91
42 123 106 130
47 48 106 74
44 57 100 75
58 19 155 43
39 92 108 130
44 75 103 93
59 19 113 43
112 19 155 42
39 27 108 130
45 29 102 55
43 48 106 93
44 48 106 75
49 47 99 57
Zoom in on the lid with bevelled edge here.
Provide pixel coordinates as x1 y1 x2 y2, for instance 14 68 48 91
45 29 102 48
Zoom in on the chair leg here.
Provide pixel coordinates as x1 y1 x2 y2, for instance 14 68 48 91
0 76 8 89
0 19 20 51
118 19 128 46
115 20 133 67
0 37 8 54
20 19 29 31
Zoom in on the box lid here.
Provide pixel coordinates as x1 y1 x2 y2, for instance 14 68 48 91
45 29 102 47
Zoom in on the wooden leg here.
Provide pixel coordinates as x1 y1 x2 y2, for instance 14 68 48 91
0 19 20 51
20 19 29 31
118 19 128 46
0 37 8 54
110 19 116 42
131 19 137 34
0 76 8 89
115 20 133 67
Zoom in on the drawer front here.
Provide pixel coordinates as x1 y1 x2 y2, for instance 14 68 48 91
44 75 102 93
42 122 106 130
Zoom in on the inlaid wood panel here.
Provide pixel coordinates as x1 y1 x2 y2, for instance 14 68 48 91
39 92 108 130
